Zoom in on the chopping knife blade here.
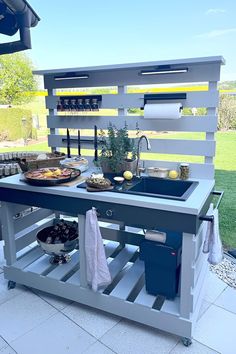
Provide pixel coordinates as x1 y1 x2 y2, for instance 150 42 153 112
67 128 71 158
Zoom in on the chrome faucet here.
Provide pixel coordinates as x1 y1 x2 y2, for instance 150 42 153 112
135 135 151 177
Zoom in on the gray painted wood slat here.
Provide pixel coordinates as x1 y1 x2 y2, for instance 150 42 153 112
108 244 139 280
48 134 215 157
46 251 79 280
134 285 157 308
110 259 144 300
13 246 45 269
179 233 195 319
100 227 144 246
47 115 218 133
46 91 218 110
15 219 53 252
24 253 52 274
160 297 180 316
43 62 221 89
14 209 53 234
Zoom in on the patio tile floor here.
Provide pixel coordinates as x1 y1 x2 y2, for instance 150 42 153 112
0 241 235 353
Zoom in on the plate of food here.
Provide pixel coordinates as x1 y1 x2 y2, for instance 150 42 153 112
60 157 89 172
24 167 81 186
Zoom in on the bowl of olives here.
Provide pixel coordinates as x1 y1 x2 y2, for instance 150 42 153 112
36 219 79 264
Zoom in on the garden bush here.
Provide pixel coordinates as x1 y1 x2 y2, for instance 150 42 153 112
0 108 32 141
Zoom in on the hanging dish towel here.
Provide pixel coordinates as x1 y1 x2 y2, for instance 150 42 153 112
85 207 111 291
203 208 223 265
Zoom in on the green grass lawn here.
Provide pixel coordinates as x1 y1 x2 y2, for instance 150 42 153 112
0 131 235 248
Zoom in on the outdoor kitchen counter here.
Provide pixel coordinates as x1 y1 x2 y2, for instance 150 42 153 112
0 173 213 343
0 173 214 234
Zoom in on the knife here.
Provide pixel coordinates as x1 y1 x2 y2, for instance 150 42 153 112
78 129 81 157
67 128 71 158
94 125 98 161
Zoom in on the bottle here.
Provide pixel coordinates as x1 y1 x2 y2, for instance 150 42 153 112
179 163 190 180
84 98 91 111
91 98 99 111
77 98 84 111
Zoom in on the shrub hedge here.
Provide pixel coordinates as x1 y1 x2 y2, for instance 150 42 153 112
0 108 32 141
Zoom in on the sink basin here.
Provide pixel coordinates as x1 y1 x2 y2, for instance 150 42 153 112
116 177 198 201
77 176 198 201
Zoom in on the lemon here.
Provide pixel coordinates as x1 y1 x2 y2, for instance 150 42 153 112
168 170 178 179
123 170 133 180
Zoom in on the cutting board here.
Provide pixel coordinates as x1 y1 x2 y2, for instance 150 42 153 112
86 185 114 192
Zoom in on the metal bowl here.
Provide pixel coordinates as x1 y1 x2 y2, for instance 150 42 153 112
36 225 79 264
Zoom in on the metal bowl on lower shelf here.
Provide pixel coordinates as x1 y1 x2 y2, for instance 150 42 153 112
36 221 79 264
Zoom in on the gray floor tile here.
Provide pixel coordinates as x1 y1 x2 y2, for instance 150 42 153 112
11 312 95 354
31 288 73 310
0 290 57 342
62 302 120 339
170 340 220 354
0 273 29 306
215 286 236 314
0 337 7 351
204 272 227 303
0 345 17 354
100 319 178 354
194 304 236 354
198 300 211 320
83 341 115 354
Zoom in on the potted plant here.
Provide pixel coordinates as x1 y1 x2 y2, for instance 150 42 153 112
98 122 139 174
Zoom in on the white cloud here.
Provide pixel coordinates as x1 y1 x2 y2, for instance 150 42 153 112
205 8 226 15
196 28 236 39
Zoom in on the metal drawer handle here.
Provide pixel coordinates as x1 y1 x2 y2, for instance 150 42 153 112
199 190 224 223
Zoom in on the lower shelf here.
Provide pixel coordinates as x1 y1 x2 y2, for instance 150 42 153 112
4 241 192 338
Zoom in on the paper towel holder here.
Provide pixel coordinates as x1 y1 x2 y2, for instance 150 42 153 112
141 93 186 109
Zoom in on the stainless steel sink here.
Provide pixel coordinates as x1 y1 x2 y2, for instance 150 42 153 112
122 177 198 201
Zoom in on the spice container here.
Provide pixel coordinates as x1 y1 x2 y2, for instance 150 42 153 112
179 163 190 180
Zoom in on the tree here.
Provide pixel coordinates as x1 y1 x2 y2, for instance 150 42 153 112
218 94 236 130
0 52 37 105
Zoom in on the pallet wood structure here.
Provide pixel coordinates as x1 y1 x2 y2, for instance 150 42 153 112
0 56 224 345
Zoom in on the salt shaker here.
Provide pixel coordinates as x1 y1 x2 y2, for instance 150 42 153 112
179 163 190 180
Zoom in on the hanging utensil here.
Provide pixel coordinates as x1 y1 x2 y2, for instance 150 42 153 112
94 125 98 161
67 128 71 158
78 129 81 157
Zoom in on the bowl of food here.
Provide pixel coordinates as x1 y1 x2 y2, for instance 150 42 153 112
113 176 124 184
36 219 79 264
60 157 89 172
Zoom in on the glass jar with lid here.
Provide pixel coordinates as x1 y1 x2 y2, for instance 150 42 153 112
179 163 190 180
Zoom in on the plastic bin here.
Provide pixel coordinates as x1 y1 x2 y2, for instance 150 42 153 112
140 231 182 299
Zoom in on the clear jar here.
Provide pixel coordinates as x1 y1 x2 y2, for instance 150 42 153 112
179 163 189 180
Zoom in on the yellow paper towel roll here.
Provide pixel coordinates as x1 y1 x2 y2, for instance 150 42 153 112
144 103 182 119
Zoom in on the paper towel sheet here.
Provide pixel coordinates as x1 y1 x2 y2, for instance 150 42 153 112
144 103 182 119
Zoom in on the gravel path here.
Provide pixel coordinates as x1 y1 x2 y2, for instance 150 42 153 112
210 255 236 288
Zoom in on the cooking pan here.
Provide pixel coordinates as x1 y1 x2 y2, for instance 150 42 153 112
23 167 81 186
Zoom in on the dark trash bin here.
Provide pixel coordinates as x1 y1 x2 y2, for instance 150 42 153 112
140 231 182 299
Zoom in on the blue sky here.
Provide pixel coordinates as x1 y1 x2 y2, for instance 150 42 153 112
27 0 236 80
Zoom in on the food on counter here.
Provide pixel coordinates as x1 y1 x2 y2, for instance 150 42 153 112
60 157 89 172
86 175 112 189
25 167 74 180
168 170 179 179
123 170 133 180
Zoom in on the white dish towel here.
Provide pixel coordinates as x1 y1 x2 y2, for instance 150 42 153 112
85 207 111 291
203 208 223 265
